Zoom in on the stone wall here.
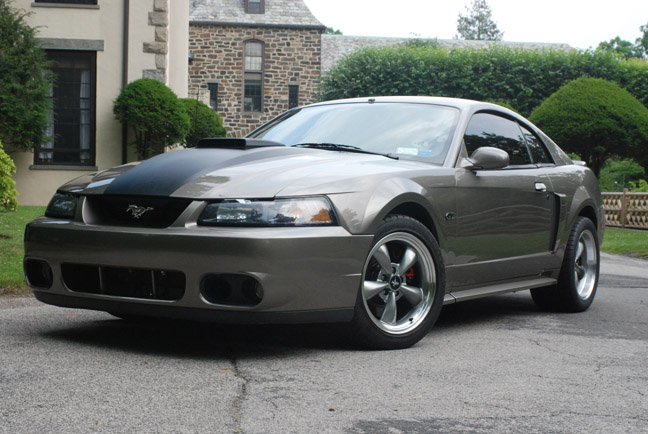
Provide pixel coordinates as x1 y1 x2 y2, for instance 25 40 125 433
143 0 169 82
189 24 322 138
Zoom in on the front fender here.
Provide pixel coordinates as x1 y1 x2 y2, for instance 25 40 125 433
328 177 442 235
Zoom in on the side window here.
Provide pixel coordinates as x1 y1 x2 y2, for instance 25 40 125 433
464 113 532 166
519 124 553 165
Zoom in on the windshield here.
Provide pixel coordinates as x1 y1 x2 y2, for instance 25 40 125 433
248 102 459 164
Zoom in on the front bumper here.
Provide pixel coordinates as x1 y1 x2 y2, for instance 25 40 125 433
24 217 373 324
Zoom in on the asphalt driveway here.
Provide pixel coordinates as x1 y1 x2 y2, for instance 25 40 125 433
1 253 646 433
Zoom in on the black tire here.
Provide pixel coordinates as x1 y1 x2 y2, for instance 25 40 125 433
531 216 600 312
350 215 445 350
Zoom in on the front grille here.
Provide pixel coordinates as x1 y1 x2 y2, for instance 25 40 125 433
61 263 185 301
84 195 192 228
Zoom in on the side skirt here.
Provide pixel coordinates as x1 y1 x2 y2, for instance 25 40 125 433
443 277 557 305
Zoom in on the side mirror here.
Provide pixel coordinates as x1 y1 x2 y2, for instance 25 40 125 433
461 146 510 171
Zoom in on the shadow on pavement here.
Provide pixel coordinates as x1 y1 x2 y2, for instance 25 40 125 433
41 292 542 358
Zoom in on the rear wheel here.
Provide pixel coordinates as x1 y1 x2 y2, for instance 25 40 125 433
531 216 599 312
351 215 445 350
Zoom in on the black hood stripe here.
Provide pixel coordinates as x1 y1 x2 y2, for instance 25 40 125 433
104 147 303 197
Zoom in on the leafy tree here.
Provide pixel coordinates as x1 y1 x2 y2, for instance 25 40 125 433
456 0 503 41
636 22 648 58
598 22 648 59
113 78 190 160
180 98 227 148
0 0 50 151
324 27 343 35
529 78 648 177
598 158 646 191
0 140 18 212
597 36 643 60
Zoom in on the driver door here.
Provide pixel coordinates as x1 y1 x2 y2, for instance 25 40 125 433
449 112 556 288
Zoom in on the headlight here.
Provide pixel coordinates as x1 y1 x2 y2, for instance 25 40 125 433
198 197 337 227
45 192 79 219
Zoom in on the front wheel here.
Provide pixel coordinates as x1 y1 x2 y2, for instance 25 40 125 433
350 215 445 350
531 216 600 312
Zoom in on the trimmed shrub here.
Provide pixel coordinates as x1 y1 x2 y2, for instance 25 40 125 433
318 45 648 116
529 78 648 176
180 99 227 148
113 78 190 160
0 140 18 212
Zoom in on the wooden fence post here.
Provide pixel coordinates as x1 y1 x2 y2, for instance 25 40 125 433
621 188 629 228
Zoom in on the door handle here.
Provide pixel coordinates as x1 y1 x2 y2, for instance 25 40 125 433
534 182 547 192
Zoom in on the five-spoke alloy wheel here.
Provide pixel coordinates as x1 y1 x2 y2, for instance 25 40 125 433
531 216 600 312
352 215 444 350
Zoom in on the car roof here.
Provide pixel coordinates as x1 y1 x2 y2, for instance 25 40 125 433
305 95 494 111
304 96 526 131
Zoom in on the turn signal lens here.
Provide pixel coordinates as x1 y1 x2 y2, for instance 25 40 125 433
45 193 79 219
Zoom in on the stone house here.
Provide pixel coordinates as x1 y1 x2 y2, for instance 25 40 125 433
189 0 325 137
188 1 572 137
9 0 572 205
10 0 189 205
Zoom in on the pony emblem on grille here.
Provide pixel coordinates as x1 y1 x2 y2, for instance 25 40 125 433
126 205 154 219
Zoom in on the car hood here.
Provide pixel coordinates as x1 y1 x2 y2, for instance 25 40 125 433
61 146 434 199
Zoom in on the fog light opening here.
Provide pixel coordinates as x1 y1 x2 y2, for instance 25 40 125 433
201 274 264 306
201 276 232 304
242 277 264 305
24 259 53 289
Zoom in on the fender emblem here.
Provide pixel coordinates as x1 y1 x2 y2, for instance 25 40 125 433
126 205 154 219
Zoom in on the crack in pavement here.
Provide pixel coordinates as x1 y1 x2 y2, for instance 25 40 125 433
226 353 248 433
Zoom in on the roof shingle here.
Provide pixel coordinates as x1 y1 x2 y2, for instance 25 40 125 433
190 0 324 28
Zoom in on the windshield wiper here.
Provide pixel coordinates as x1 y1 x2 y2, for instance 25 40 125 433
292 143 399 160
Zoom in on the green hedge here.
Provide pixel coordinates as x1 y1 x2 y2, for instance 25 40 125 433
319 45 648 116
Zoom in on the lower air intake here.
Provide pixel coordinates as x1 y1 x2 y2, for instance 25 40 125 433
61 263 185 301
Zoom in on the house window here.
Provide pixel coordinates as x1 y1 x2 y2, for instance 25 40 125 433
244 41 263 112
288 85 299 109
244 41 263 71
35 0 98 4
246 0 264 14
37 51 96 166
208 82 218 111
244 81 262 112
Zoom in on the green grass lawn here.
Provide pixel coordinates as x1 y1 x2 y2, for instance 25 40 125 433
0 206 45 296
0 206 646 297
601 227 648 259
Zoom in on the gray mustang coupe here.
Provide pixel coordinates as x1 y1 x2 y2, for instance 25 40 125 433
24 96 604 349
